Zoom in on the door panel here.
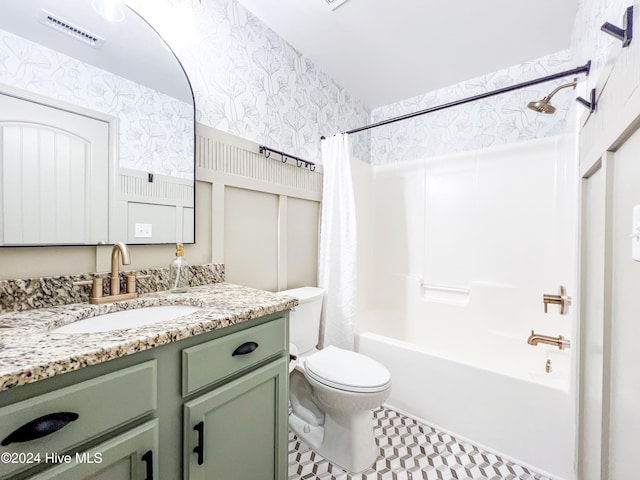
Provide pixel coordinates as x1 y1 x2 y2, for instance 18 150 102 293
184 359 288 480
0 92 109 244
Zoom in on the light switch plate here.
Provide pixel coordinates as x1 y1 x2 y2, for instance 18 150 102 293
135 223 152 238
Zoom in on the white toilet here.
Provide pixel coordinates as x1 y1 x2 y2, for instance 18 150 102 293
281 286 391 473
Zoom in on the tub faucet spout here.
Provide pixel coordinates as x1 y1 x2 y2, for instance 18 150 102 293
527 331 570 350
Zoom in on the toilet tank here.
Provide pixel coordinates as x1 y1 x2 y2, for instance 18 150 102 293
279 287 325 355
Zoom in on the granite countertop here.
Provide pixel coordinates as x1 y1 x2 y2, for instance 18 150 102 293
0 283 298 392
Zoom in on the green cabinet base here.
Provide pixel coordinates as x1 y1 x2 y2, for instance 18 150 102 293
184 357 288 480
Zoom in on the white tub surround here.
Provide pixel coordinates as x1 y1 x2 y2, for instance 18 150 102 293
352 134 578 479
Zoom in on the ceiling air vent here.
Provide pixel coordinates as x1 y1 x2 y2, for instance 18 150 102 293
39 10 104 48
325 0 351 11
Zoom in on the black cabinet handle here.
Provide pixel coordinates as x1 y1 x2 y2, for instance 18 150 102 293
232 341 259 356
193 421 204 466
1 412 79 446
142 450 153 480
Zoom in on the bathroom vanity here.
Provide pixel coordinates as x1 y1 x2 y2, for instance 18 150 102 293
0 283 295 480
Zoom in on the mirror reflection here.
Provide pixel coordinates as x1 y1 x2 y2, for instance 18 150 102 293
0 0 195 246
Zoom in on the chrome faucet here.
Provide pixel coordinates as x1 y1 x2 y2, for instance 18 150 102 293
527 330 571 350
110 242 131 296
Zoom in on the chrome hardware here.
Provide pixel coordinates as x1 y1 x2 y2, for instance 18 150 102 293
527 331 571 350
543 285 572 314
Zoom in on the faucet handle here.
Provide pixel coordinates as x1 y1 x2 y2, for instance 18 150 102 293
73 276 104 300
91 277 104 300
543 285 572 314
126 272 152 294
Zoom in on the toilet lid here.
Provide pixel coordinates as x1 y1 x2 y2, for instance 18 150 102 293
304 346 391 393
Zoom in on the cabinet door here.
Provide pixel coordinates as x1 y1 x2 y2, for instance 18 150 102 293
184 358 288 480
29 420 158 480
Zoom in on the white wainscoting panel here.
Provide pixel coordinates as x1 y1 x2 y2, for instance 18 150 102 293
111 168 195 244
195 124 322 291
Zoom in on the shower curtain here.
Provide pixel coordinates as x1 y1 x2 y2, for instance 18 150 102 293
318 133 357 350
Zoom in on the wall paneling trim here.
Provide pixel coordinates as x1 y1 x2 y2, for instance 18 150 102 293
195 123 321 291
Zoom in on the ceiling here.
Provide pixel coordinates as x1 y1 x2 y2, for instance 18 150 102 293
235 0 579 109
0 0 192 103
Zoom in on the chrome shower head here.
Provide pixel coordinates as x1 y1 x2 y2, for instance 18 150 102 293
527 79 578 114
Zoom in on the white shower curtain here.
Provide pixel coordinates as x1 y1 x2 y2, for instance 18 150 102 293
318 133 357 350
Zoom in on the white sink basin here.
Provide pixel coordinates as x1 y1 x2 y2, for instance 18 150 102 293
52 305 201 334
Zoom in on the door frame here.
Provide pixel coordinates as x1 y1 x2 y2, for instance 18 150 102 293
576 2 640 477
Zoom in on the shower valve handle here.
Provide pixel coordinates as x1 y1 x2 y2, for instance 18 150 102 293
543 286 571 315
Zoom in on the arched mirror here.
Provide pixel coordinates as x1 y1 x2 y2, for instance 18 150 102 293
0 0 195 246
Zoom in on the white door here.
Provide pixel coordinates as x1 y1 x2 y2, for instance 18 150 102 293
577 4 640 478
0 92 110 244
605 128 640 479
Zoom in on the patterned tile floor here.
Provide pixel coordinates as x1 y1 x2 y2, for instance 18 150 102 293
288 406 552 480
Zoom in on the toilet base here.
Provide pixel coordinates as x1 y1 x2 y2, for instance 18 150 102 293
289 408 378 473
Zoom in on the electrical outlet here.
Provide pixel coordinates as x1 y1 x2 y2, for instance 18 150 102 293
135 223 152 238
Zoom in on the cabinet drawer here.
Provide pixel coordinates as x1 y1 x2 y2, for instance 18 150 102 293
0 361 156 480
182 317 286 396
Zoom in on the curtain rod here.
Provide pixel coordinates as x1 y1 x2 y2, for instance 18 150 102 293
258 145 316 171
324 61 591 138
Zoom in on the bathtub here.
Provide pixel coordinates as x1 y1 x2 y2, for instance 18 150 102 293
356 329 574 480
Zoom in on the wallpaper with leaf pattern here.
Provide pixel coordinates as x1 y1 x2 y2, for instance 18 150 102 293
125 0 371 164
369 0 630 167
0 29 194 179
369 50 575 165
128 0 578 167
2 0 616 171
571 0 628 90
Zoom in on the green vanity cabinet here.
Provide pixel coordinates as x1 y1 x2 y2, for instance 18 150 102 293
0 362 157 480
0 310 289 480
183 358 288 480
182 315 289 480
28 420 158 480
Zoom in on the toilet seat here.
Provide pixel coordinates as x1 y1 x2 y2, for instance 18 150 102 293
304 346 391 393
